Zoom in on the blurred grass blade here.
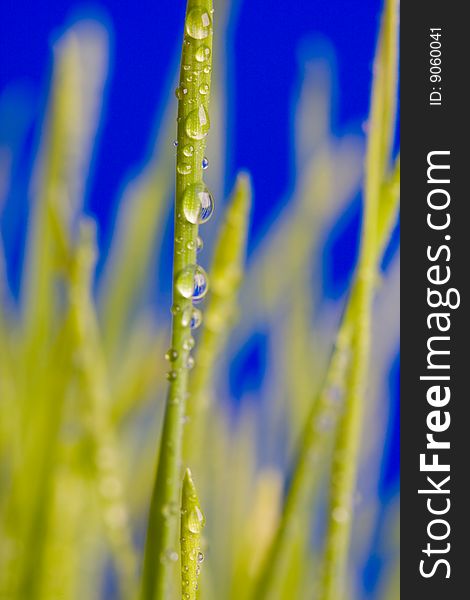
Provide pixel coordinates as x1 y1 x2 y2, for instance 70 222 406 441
180 469 205 600
184 172 251 465
22 23 107 348
68 219 138 596
140 1 214 598
254 1 399 597
321 1 399 598
99 123 174 357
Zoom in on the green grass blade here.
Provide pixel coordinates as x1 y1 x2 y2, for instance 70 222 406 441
68 219 138 596
140 1 214 598
180 469 205 600
253 2 399 597
320 1 399 598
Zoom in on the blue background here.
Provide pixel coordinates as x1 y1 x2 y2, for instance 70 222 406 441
0 1 399 597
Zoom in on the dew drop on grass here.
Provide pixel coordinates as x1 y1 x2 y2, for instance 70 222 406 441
161 549 178 563
187 506 205 533
332 507 350 523
185 8 212 40
167 370 177 381
196 236 203 252
165 349 178 362
190 308 203 329
182 144 194 157
177 162 192 175
182 306 203 329
202 156 209 170
175 265 209 301
195 45 211 62
197 551 204 564
186 355 195 370
182 183 214 224
175 86 188 100
183 336 195 351
185 105 210 140
198 83 209 96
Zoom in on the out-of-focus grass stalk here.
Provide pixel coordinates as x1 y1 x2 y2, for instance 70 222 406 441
254 2 399 597
140 1 213 598
183 173 251 465
68 220 137 596
99 145 173 358
110 327 166 425
180 469 205 600
22 33 80 350
4 35 81 599
320 1 399 598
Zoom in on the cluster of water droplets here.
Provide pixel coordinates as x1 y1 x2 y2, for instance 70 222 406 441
167 12 216 384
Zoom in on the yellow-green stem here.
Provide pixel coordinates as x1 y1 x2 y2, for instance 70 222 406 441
320 1 398 598
140 1 214 598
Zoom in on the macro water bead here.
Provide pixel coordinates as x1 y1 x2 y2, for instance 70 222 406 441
182 182 214 224
175 265 209 301
187 506 205 534
185 105 210 140
195 45 211 62
185 7 212 40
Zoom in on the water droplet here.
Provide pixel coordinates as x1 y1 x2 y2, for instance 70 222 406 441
182 306 203 329
186 356 195 370
197 551 204 564
183 64 191 71
198 83 209 96
177 162 192 175
185 105 210 140
196 236 204 253
186 74 193 83
165 349 178 362
202 157 209 170
203 65 212 74
175 86 188 100
187 506 205 533
332 507 350 523
195 45 211 62
175 265 209 301
162 549 179 563
162 502 179 518
183 336 195 351
182 144 194 157
171 303 181 315
185 8 212 40
173 140 178 147
190 308 203 329
167 370 177 381
182 183 214 224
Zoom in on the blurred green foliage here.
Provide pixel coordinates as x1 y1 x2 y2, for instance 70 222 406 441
0 1 399 599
